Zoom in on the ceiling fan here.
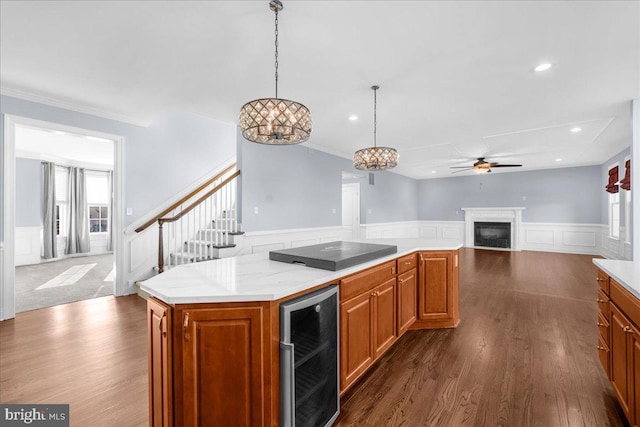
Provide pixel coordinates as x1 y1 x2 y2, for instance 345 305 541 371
450 157 522 174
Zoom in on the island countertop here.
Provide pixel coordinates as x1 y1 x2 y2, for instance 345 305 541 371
592 258 640 300
140 239 462 304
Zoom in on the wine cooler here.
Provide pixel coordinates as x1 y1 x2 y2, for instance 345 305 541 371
280 285 339 427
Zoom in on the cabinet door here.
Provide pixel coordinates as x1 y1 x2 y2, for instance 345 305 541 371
181 306 266 427
397 269 417 336
340 291 374 392
611 304 633 422
631 324 640 427
418 252 451 321
148 298 172 427
373 277 397 358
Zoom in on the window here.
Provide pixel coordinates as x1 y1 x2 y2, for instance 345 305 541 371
610 192 620 239
626 183 632 243
89 206 109 233
86 171 111 234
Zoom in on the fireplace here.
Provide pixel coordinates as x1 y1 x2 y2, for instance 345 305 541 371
462 207 525 251
474 222 511 248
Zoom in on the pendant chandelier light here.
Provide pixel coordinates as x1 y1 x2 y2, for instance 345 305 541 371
353 85 399 170
239 0 312 145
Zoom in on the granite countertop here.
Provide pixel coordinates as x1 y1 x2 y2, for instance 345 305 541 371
140 239 462 304
593 258 640 300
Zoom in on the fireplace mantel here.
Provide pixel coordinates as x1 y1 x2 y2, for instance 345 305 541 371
461 207 525 251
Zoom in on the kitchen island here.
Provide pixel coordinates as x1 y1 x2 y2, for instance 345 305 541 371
141 239 462 427
592 259 640 427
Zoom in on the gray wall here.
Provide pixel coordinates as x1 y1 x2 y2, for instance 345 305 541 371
418 166 603 224
238 136 418 232
15 157 42 227
1 95 236 241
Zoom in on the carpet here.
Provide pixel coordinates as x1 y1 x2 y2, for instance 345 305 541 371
15 253 114 313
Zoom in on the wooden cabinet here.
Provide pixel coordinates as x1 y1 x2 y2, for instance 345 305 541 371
597 270 640 427
414 250 459 329
397 268 417 337
148 298 172 427
149 250 460 425
179 305 270 427
340 289 375 390
373 277 397 358
340 264 397 393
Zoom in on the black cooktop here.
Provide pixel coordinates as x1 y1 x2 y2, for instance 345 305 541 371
269 241 397 271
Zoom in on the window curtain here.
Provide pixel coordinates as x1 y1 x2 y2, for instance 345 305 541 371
606 166 619 193
42 162 58 259
620 160 631 191
107 170 114 252
65 167 91 254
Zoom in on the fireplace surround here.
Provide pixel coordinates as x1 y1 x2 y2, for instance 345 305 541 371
462 207 525 251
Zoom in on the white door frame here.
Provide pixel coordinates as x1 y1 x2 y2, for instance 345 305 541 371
2 115 125 320
342 182 361 239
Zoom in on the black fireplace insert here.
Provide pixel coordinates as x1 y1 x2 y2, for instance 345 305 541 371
474 222 511 248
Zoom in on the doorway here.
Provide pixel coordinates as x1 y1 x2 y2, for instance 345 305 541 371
342 183 361 239
2 115 124 319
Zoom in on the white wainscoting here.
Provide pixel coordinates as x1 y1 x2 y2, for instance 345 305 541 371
361 221 419 239
15 226 113 267
521 223 602 255
15 227 41 266
417 221 465 242
240 226 350 255
121 220 631 291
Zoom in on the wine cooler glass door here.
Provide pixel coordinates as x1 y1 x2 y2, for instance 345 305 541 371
280 285 339 427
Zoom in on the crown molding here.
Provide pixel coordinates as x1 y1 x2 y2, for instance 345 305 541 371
0 86 150 127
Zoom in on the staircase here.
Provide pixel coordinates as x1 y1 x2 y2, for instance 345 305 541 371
135 164 243 273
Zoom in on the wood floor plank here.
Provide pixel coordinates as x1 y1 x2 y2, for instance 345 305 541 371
0 249 628 426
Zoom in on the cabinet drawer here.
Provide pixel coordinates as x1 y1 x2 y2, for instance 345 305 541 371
397 254 417 274
598 288 610 322
610 279 640 329
597 269 610 295
597 334 610 378
598 311 610 347
340 261 396 301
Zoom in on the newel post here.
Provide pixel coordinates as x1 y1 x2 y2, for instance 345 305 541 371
158 219 165 273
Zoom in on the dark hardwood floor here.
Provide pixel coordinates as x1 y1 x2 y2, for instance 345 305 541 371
0 249 627 426
336 249 626 427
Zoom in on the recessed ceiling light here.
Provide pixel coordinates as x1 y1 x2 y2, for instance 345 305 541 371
570 127 582 133
348 115 358 121
431 171 437 174
52 130 66 135
555 158 563 162
534 63 552 72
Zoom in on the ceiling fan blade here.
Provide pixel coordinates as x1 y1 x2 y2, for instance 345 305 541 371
450 166 474 168
491 164 522 168
451 168 473 174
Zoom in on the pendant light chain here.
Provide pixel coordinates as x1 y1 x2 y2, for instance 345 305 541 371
373 87 377 148
274 8 279 99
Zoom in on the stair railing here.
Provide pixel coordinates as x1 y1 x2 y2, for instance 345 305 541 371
135 164 241 273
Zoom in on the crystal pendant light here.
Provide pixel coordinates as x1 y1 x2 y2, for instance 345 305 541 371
353 85 399 170
239 0 312 145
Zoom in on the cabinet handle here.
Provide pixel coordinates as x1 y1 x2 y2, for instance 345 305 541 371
404 261 412 265
391 267 396 274
596 299 606 303
624 326 634 334
370 292 376 297
398 278 405 284
597 322 604 327
596 277 605 282
597 346 606 351
183 313 190 340
160 313 167 338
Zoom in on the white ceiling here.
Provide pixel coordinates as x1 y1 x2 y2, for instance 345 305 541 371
1 1 638 179
15 125 114 168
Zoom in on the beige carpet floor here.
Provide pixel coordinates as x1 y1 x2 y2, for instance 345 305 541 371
15 253 114 313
